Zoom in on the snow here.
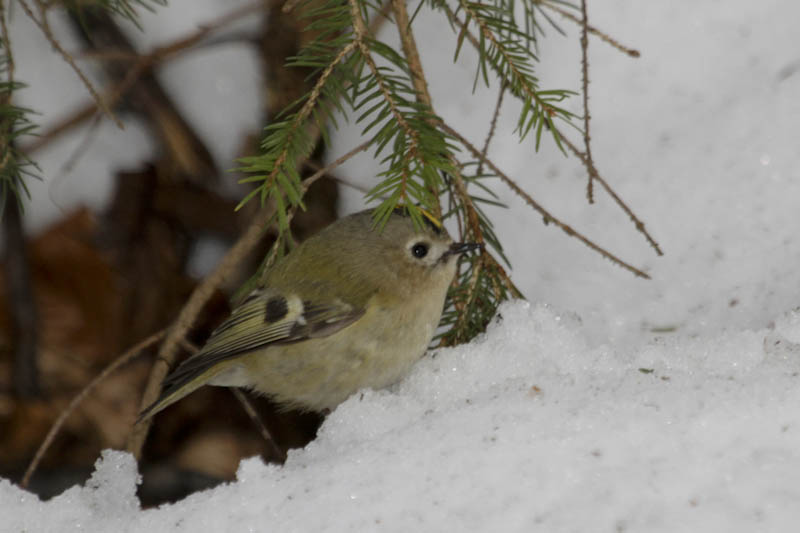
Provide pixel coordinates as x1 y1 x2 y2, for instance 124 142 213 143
4 0 800 531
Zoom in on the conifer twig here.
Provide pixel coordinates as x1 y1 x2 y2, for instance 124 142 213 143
477 82 505 177
579 0 594 203
440 3 661 257
22 330 166 488
556 133 663 256
439 121 651 279
535 1 640 57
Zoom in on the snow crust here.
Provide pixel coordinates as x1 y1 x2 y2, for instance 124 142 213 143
4 302 800 531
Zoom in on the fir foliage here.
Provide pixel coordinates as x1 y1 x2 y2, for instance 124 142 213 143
0 14 39 218
238 0 598 344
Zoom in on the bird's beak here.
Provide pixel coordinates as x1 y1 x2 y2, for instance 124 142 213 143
448 242 483 256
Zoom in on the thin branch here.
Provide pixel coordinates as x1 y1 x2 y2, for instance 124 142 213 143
440 121 651 279
536 1 640 57
130 140 372 457
350 0 417 150
557 133 663 256
177 337 287 463
477 81 505 177
19 0 122 127
264 38 358 199
126 207 274 459
391 0 428 109
231 389 286 463
21 0 265 155
302 139 371 189
22 330 166 488
579 0 593 203
455 0 561 132
441 3 661 257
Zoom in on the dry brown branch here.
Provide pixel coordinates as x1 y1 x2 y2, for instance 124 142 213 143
302 140 371 188
391 0 428 108
176 337 287 462
126 208 274 459
557 133 663 256
439 121 651 279
477 82 505 177
536 1 640 58
20 0 265 156
22 330 166 488
579 0 594 203
231 389 286 463
129 140 373 458
18 0 121 127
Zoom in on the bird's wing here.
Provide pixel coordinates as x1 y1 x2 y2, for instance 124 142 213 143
138 288 365 420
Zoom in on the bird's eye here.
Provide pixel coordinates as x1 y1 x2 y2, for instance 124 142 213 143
411 242 429 259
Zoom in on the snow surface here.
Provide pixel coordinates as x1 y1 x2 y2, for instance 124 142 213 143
4 0 800 531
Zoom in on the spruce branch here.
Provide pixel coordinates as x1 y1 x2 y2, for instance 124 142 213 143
238 37 359 229
440 120 652 279
534 0 640 57
440 1 661 257
557 132 663 256
1 0 40 215
446 0 576 150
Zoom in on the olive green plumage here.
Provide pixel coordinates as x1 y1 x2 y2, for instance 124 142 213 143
139 209 478 419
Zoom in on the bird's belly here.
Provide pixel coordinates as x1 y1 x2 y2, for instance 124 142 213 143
239 298 441 411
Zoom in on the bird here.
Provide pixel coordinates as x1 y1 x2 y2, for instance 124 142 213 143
138 208 479 419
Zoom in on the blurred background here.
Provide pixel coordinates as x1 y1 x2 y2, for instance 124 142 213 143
1 0 341 505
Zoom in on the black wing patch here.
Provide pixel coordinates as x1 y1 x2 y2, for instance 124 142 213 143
150 291 365 410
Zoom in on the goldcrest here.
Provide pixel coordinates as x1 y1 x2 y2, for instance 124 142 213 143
140 208 479 418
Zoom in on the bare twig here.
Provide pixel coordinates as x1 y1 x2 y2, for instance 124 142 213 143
557 133 663 256
22 330 166 488
536 1 640 57
302 140 371 188
477 82 505 177
130 140 372 458
579 0 594 203
176 337 287 462
18 0 122 127
441 3 661 257
440 121 651 279
126 208 274 459
21 0 266 156
231 389 286 463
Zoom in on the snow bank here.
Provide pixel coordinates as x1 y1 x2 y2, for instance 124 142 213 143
4 301 800 532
